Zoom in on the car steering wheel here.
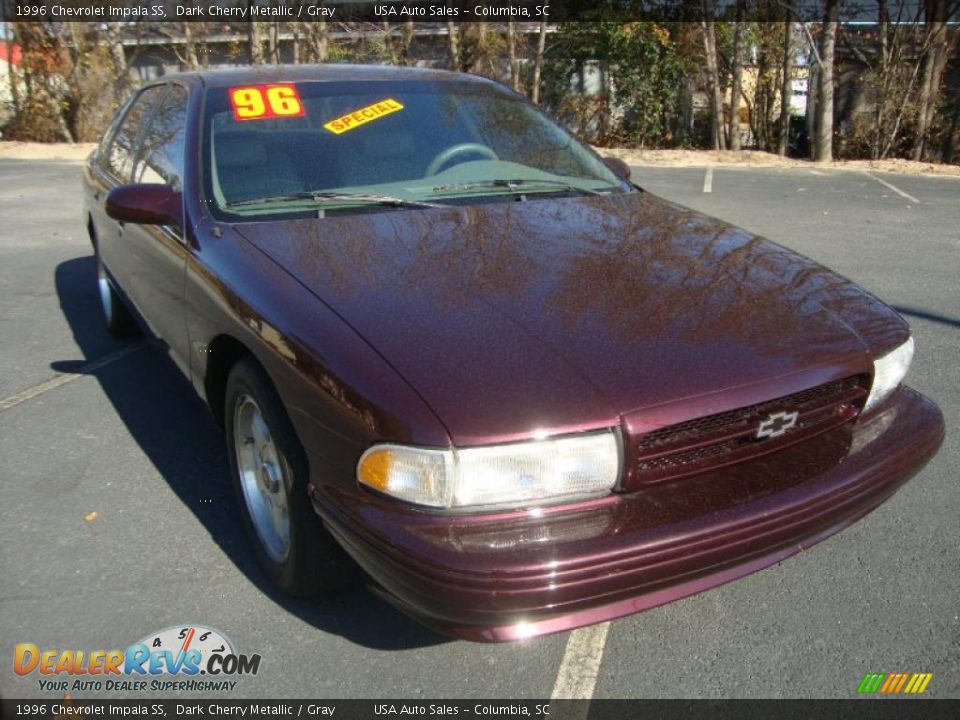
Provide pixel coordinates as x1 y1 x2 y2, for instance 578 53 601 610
425 143 499 176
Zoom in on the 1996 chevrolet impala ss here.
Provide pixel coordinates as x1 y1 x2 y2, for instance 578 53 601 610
83 65 944 641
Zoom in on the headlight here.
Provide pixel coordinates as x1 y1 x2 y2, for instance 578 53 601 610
357 430 620 509
863 336 914 413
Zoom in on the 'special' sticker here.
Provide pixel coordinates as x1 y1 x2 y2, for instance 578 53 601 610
323 99 404 135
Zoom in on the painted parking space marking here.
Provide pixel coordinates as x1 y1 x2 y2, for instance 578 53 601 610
864 171 920 204
550 621 610 701
0 343 145 413
703 167 714 193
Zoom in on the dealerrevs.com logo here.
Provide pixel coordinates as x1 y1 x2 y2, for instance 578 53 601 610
14 624 261 693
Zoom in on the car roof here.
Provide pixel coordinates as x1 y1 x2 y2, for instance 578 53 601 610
169 63 496 89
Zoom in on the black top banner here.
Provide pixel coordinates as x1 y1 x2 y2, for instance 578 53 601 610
1 0 952 24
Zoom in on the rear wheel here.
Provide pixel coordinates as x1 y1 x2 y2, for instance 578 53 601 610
96 253 137 338
225 357 357 596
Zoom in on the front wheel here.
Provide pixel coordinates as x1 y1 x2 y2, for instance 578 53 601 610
225 357 356 596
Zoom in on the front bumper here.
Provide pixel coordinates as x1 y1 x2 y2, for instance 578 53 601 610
310 387 944 642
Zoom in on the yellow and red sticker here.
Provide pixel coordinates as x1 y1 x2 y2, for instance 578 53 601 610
229 84 305 122
323 98 404 135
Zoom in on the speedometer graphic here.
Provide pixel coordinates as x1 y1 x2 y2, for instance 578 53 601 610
129 624 235 675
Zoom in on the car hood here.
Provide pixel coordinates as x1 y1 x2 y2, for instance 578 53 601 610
234 192 907 445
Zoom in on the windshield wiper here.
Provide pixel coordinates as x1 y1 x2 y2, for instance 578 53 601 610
431 179 610 196
226 191 444 210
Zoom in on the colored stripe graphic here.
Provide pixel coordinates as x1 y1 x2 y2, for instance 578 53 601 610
857 673 886 694
880 673 907 693
858 672 932 694
905 673 933 694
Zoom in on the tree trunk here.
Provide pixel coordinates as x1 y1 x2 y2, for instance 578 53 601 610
292 23 300 64
402 21 415 64
108 30 130 96
312 21 328 62
507 22 520 92
463 23 488 75
446 22 460 70
913 0 950 161
806 57 818 158
382 22 399 65
700 2 727 151
729 5 746 151
531 20 547 105
183 22 200 70
248 19 264 65
815 2 841 163
777 12 794 156
268 21 279 64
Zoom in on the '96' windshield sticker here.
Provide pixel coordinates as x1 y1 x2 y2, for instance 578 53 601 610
229 85 305 121
324 99 404 135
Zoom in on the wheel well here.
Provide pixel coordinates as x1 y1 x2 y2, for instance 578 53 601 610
204 335 253 429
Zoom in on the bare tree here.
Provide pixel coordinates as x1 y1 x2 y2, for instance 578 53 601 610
728 5 746 151
9 21 123 143
383 21 416 65
777 9 794 156
268 21 279 64
446 22 460 70
248 17 264 65
305 21 328 62
381 22 398 64
507 22 520 92
101 22 131 95
700 1 727 151
914 0 956 160
402 21 415 64
531 19 548 104
183 23 200 70
815 0 841 162
462 23 493 75
162 22 202 71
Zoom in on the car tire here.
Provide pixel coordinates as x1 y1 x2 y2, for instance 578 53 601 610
96 253 137 338
225 357 357 597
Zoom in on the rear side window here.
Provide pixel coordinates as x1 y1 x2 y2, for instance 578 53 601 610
105 85 167 181
134 85 188 190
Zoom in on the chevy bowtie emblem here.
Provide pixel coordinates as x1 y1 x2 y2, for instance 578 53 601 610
756 410 800 439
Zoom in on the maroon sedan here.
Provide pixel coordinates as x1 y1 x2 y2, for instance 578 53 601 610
83 65 943 642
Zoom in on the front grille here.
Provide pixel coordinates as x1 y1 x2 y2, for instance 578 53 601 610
633 375 869 484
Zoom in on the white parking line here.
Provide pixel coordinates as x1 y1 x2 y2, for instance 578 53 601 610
864 171 920 204
0 343 145 413
550 622 610 701
703 167 714 193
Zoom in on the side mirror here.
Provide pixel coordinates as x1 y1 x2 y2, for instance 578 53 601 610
602 156 631 182
106 184 182 228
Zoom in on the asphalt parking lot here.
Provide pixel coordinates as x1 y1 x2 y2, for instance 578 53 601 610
1 159 957 700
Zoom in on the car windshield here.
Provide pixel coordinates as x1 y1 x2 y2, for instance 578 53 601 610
202 79 628 217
